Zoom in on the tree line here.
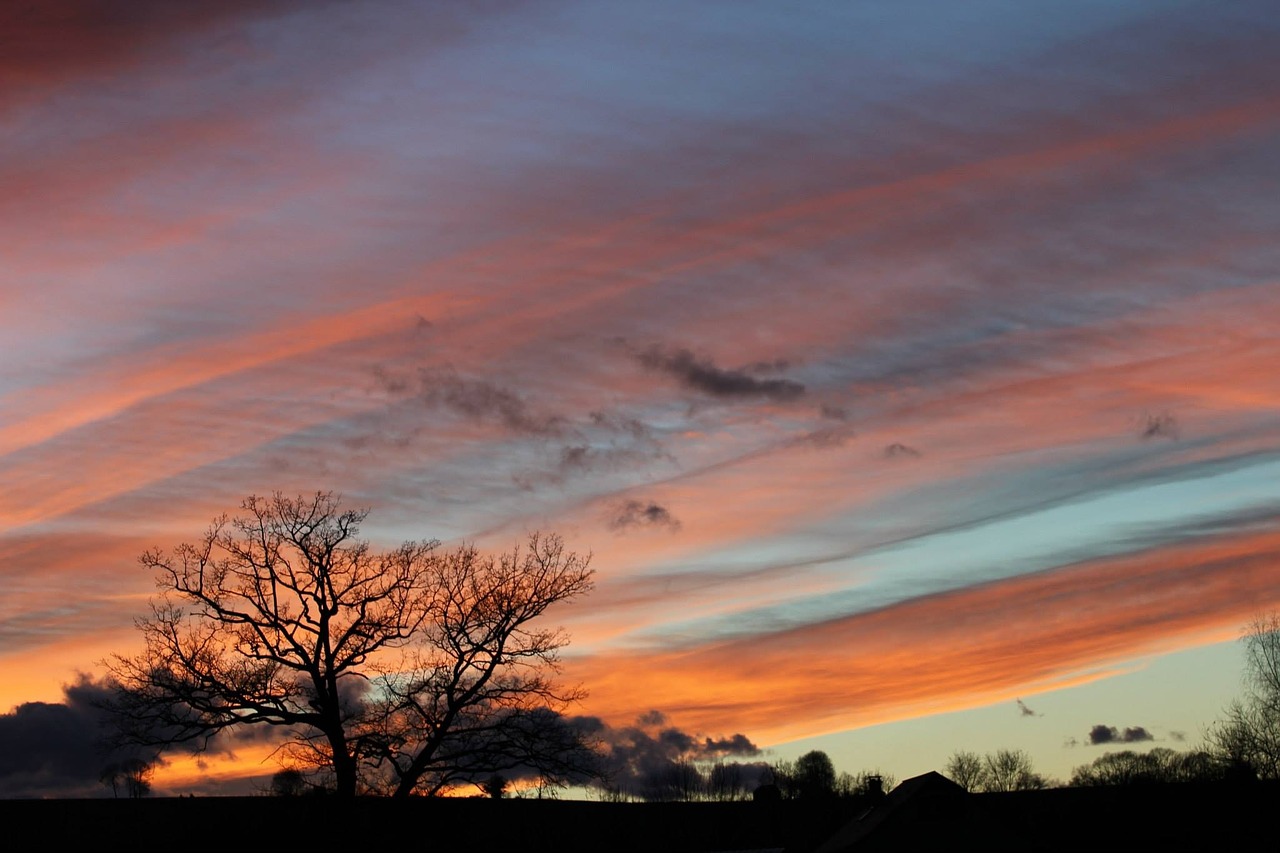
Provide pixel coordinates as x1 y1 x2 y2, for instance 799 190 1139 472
596 751 896 803
943 614 1280 792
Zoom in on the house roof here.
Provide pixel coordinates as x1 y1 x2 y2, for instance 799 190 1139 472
813 771 971 853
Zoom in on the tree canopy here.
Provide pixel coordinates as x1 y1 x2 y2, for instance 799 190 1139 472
944 748 1047 792
104 492 596 797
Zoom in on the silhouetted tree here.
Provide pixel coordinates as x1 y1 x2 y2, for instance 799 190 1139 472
99 762 122 798
945 750 987 792
769 758 796 799
1167 748 1228 783
794 749 837 798
596 783 631 803
123 758 154 797
480 773 508 799
270 768 307 797
1069 748 1226 786
99 757 154 798
104 492 595 798
770 750 838 799
705 760 750 801
945 748 1045 792
1209 612 1280 779
638 758 704 802
983 748 1045 791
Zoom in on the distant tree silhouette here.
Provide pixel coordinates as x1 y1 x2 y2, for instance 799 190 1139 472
480 773 509 799
122 757 153 797
770 750 839 799
1209 612 1280 779
769 758 797 798
944 750 987 792
983 748 1046 791
944 748 1045 792
705 760 750 801
270 768 307 797
104 492 596 798
597 782 631 803
103 758 153 798
99 757 154 798
794 750 837 798
638 758 704 802
99 762 122 798
1069 748 1227 786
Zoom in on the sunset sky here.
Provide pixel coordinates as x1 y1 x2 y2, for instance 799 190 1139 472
3 0 1280 795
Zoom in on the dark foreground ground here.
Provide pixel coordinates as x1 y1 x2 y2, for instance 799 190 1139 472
0 796 856 853
4 779 1278 853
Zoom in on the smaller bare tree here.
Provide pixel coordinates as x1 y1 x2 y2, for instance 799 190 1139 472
1209 612 1280 779
983 748 1045 792
479 773 509 799
705 761 750 801
944 750 986 792
946 748 1045 792
99 757 154 798
368 535 596 797
99 763 122 798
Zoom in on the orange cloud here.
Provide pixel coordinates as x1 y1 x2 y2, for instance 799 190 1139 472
567 526 1280 744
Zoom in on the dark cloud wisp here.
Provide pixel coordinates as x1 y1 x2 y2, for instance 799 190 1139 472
610 499 682 532
638 346 805 402
415 368 565 435
1088 724 1155 745
884 442 921 459
1139 412 1179 441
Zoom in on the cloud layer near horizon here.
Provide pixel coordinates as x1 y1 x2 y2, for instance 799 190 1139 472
3 0 1280 789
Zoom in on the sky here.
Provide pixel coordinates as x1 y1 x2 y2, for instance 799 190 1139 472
2 0 1280 796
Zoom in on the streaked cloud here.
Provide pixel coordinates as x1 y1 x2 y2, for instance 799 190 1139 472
2 0 1279 792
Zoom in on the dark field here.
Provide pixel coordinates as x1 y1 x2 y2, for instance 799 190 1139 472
5 781 1279 852
0 796 856 853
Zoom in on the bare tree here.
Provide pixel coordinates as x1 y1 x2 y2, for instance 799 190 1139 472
99 762 123 798
367 535 597 796
633 758 705 802
769 758 797 799
1209 612 1280 779
945 750 987 792
983 748 1045 792
104 492 595 798
479 773 509 799
705 760 750 801
100 757 153 798
1069 748 1226 786
945 748 1045 792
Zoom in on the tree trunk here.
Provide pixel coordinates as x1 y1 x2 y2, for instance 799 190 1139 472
328 730 358 797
